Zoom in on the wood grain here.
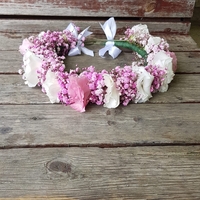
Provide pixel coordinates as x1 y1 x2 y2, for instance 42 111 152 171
1 103 200 147
0 19 192 34
0 146 200 199
0 74 199 105
0 0 195 18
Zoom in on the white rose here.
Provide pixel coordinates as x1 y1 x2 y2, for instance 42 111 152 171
103 74 120 108
131 24 149 37
144 36 161 53
132 65 154 103
22 50 43 87
42 70 61 103
149 51 174 92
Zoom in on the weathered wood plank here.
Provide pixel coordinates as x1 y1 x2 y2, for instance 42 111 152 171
0 0 195 18
0 146 200 199
0 19 192 34
1 103 200 147
1 74 199 104
1 51 200 74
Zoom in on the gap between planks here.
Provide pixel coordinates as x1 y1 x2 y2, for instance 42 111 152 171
1 142 200 150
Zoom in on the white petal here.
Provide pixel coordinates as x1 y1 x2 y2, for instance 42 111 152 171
131 24 149 35
132 66 154 103
103 74 120 108
23 51 42 87
145 36 161 52
42 70 60 103
152 51 174 83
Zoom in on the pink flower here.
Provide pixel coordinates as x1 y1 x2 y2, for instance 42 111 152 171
19 38 33 55
68 75 91 112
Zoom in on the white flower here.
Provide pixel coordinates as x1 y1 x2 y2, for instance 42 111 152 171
131 24 149 37
103 74 120 108
144 36 161 53
132 65 154 103
42 70 61 103
22 50 43 87
150 51 174 92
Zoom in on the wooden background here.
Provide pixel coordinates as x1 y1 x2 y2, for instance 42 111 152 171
1 0 200 199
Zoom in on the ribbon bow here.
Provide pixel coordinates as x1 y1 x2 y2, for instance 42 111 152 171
99 17 122 59
65 23 94 57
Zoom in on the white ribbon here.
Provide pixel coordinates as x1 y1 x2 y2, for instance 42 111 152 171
99 17 122 59
65 23 94 57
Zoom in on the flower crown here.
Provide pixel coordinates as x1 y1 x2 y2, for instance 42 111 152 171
19 17 177 112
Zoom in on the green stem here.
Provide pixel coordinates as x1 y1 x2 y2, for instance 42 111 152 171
114 41 147 58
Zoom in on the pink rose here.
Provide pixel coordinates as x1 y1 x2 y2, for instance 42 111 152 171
19 38 33 55
68 75 91 112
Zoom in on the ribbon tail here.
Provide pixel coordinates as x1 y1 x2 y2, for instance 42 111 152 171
99 45 111 58
99 41 121 59
68 47 81 56
99 17 116 40
81 46 94 57
109 46 122 59
78 26 93 40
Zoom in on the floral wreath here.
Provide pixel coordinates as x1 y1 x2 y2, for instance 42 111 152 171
19 17 177 112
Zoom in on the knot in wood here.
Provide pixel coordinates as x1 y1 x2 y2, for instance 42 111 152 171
48 161 71 173
0 127 13 134
144 0 157 14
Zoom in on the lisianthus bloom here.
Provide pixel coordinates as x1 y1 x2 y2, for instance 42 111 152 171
22 50 43 87
19 38 33 55
103 74 120 108
42 70 60 103
144 36 161 53
150 51 174 92
132 66 154 103
68 75 91 112
131 24 149 42
131 24 149 35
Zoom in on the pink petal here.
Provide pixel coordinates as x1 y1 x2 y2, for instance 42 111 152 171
68 75 90 112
